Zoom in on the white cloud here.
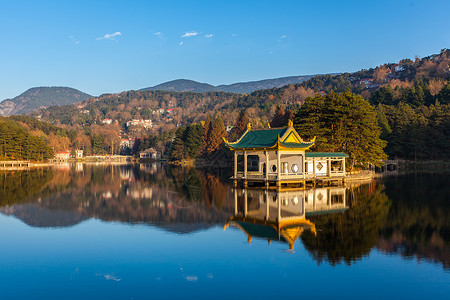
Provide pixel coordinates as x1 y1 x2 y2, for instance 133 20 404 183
69 35 79 44
231 33 238 37
205 34 213 38
278 35 287 42
96 32 122 40
185 276 198 282
154 32 163 37
181 31 198 38
104 274 121 282
179 41 184 46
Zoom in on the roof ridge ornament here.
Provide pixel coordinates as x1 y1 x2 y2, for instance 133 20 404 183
247 122 252 131
288 119 293 127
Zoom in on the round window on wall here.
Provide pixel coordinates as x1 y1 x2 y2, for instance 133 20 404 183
292 164 299 173
271 165 277 172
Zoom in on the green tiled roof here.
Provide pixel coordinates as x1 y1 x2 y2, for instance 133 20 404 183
305 152 348 158
227 128 288 149
280 141 315 148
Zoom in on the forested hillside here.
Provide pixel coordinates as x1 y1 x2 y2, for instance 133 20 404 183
140 75 315 94
0 117 54 161
32 49 450 162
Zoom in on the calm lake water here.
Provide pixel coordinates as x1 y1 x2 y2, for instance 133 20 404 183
0 163 448 299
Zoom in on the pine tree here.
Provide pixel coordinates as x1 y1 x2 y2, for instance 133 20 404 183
184 124 204 158
294 90 387 169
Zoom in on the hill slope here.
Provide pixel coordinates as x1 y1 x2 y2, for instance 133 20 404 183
140 75 316 94
141 79 219 93
0 86 92 116
217 75 314 93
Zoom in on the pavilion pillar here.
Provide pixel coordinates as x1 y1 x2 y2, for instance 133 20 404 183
327 157 331 177
277 194 281 222
343 189 346 207
265 151 269 180
234 151 237 178
234 189 238 215
244 190 248 217
313 158 316 178
244 151 247 179
342 158 346 175
277 151 281 181
265 189 269 220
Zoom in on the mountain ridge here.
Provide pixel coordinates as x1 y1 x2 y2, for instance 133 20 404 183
0 86 92 116
140 75 316 94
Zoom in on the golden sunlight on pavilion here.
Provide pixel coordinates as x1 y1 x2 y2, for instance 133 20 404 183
224 120 348 189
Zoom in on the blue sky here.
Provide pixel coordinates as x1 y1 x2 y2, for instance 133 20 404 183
0 0 449 100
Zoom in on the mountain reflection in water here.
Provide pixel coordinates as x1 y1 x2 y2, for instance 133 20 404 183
0 164 448 269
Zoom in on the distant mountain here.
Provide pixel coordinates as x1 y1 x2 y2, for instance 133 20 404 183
217 75 314 94
141 79 219 93
0 204 86 228
140 75 316 94
0 86 92 116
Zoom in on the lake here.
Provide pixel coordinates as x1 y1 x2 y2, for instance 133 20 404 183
0 163 448 299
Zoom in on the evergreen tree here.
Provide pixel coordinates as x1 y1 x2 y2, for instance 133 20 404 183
170 127 187 161
294 90 387 169
184 124 204 158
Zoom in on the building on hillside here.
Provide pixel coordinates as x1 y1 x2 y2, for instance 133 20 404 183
126 119 153 128
55 151 71 160
139 148 161 160
224 120 347 188
75 149 83 158
102 118 113 124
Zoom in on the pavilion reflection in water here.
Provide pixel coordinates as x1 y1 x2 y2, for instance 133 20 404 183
225 186 347 250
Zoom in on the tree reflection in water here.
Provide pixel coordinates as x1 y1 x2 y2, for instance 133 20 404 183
0 165 448 269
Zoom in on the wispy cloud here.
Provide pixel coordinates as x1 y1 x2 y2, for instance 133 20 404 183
185 275 198 282
154 32 163 37
179 41 184 46
231 33 238 37
181 31 198 38
96 32 122 40
69 35 79 44
278 35 287 42
205 34 213 38
104 274 121 282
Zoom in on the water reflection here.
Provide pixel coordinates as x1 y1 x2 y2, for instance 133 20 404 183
225 187 349 251
0 165 448 270
0 164 235 232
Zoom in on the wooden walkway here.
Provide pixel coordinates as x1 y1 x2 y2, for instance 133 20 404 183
233 175 346 189
0 161 31 170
